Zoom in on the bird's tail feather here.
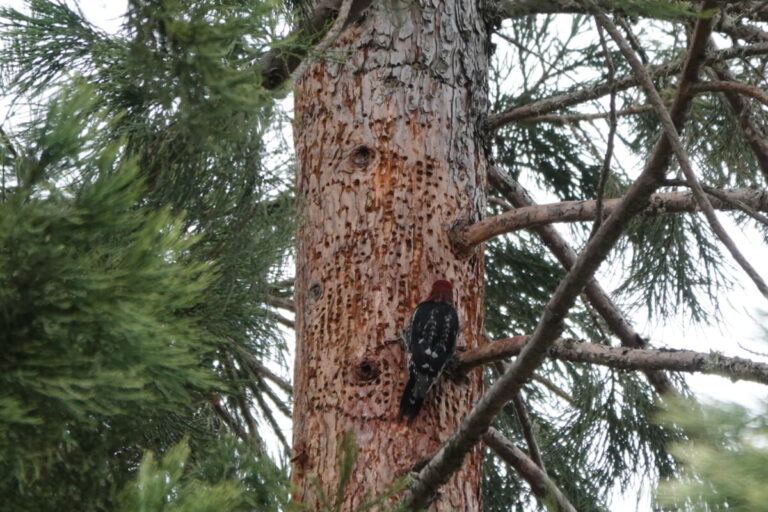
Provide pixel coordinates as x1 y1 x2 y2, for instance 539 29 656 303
398 374 431 425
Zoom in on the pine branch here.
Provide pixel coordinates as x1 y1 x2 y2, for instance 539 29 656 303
401 8 715 508
484 427 577 512
496 0 742 19
706 43 768 180
257 378 293 418
592 20 618 236
233 344 293 395
488 166 675 395
510 392 546 470
531 374 575 404
251 380 291 457
454 336 768 386
454 187 768 249
718 13 768 43
484 43 768 131
0 125 19 159
518 103 656 124
210 394 254 446
595 9 768 298
691 80 768 106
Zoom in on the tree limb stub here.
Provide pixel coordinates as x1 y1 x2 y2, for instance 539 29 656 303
454 336 768 386
401 5 715 508
453 187 768 250
484 427 577 512
258 0 373 89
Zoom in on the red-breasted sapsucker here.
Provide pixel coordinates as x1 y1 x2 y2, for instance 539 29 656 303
398 280 459 425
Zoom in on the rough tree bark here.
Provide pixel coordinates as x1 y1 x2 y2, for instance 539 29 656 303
291 1 491 509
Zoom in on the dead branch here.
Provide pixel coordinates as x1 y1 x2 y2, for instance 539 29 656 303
484 428 577 512
401 7 715 508
455 336 768 386
455 187 768 249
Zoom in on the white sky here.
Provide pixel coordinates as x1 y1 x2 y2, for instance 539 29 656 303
2 0 767 509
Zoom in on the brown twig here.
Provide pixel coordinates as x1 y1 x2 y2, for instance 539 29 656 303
484 427 577 512
592 20 618 236
705 41 768 180
510 393 546 470
691 80 768 106
531 373 576 404
518 103 655 124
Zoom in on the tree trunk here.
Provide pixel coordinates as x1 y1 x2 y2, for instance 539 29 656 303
292 2 491 509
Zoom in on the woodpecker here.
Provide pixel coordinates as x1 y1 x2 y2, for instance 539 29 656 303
398 279 459 425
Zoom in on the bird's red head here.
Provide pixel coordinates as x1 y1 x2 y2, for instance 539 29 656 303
426 279 454 303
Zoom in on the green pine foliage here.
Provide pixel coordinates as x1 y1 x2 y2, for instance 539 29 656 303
116 437 289 512
1 0 297 509
656 397 768 511
0 131 218 509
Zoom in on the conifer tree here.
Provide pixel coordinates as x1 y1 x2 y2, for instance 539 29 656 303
3 1 768 511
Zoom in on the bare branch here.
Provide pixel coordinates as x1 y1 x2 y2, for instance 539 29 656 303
718 13 768 43
496 0 742 19
456 336 768 386
592 20 618 235
484 428 577 512
401 7 715 507
455 187 768 249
